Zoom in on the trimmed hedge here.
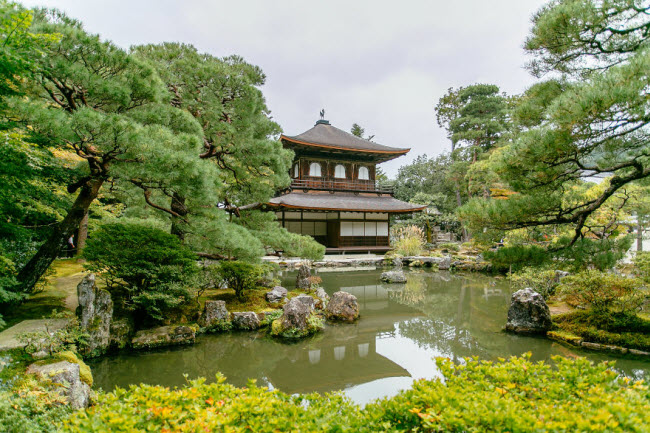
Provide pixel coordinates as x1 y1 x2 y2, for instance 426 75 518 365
62 354 649 432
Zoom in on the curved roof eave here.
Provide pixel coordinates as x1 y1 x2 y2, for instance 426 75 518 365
281 135 410 156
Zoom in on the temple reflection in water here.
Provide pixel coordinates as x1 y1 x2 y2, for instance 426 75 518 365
89 269 650 403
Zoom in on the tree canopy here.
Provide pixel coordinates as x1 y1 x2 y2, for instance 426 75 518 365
458 0 650 246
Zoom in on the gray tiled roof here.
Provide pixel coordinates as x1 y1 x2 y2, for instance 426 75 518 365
282 122 409 154
267 192 426 213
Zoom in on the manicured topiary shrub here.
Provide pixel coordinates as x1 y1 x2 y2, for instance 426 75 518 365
217 261 264 300
84 223 198 322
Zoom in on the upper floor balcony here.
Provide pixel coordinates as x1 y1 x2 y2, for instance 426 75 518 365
290 178 394 195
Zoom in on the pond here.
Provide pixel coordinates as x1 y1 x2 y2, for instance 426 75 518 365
89 268 650 405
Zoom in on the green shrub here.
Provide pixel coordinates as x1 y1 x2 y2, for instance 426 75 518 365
0 388 71 433
363 354 649 432
217 261 264 300
84 223 198 322
0 352 72 433
64 375 359 432
552 236 632 271
62 355 649 432
393 225 425 256
558 270 644 314
484 244 549 272
17 313 88 357
508 267 558 299
632 251 650 284
438 242 459 252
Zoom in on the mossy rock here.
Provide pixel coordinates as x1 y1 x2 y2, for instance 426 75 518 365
53 351 93 387
547 330 582 346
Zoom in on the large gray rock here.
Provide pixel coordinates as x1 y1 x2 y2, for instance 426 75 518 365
295 262 312 290
380 270 407 284
325 291 360 322
131 325 196 350
265 286 288 303
27 361 91 409
505 288 552 334
109 316 134 350
271 296 323 339
294 294 315 310
198 300 229 328
232 312 260 330
401 256 451 270
77 274 113 357
314 288 329 310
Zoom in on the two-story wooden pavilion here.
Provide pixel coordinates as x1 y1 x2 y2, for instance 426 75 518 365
259 118 425 253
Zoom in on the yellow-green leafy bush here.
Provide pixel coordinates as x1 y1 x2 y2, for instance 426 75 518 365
62 355 649 433
63 375 359 432
363 354 649 432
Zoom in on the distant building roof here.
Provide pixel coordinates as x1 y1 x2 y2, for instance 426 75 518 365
281 120 409 162
266 191 426 213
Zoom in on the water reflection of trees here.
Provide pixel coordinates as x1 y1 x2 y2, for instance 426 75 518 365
386 272 514 360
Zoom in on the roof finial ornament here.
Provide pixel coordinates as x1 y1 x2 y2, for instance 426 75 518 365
319 109 325 120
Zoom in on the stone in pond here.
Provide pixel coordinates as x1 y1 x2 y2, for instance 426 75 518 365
294 294 315 310
505 288 552 334
271 296 323 339
314 288 329 309
232 312 260 330
295 262 312 290
265 286 288 303
198 300 229 328
380 270 407 283
77 273 113 357
131 325 196 350
325 291 359 322
27 361 91 409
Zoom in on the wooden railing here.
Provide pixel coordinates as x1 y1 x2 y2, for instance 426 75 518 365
290 178 393 194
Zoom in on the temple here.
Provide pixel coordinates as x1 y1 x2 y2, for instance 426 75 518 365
261 117 425 253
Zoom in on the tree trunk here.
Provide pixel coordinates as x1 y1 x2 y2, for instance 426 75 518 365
76 212 89 257
170 192 188 241
17 179 104 293
638 218 644 252
454 186 469 242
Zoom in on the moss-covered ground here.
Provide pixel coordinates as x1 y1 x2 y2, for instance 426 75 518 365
552 310 650 352
2 259 85 329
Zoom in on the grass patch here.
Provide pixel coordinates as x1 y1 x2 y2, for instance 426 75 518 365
553 310 650 351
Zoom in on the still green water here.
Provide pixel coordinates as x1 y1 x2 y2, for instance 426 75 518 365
89 269 649 405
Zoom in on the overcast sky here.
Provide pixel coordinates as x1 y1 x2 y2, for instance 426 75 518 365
23 0 548 176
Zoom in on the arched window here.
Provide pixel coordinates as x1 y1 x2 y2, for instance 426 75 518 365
293 164 299 178
309 162 322 177
334 164 346 179
358 166 369 180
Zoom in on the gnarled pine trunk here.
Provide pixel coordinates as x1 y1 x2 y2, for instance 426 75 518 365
170 192 188 241
17 179 104 292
